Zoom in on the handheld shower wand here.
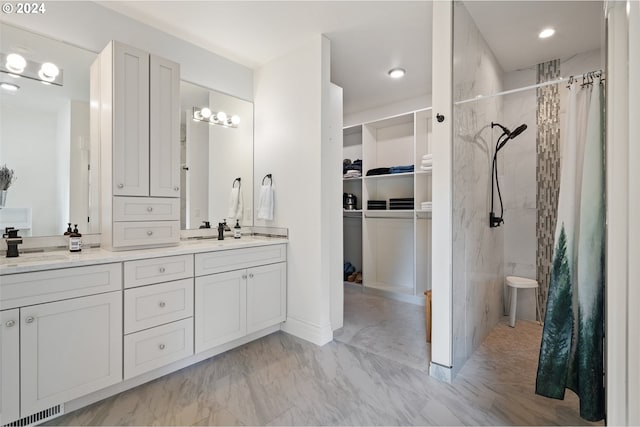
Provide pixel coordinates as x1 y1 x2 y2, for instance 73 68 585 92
489 122 527 228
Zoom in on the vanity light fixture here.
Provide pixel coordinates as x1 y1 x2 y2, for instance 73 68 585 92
38 62 60 82
388 68 406 79
5 53 26 73
539 28 555 39
0 82 19 91
192 107 240 128
0 52 63 86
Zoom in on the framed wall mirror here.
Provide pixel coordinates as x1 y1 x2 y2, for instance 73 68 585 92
0 23 97 237
1 23 254 238
180 81 254 230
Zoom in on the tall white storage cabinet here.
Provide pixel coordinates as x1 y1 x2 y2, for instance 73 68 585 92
342 110 432 304
92 41 181 250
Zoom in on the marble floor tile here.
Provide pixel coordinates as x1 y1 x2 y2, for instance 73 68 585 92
47 288 599 426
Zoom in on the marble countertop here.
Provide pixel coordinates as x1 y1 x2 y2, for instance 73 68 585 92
0 236 288 275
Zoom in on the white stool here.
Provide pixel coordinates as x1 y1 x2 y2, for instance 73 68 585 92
505 276 542 327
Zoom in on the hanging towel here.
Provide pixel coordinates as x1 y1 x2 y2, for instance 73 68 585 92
257 184 274 220
227 187 243 220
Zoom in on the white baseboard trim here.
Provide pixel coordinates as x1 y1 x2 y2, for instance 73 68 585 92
282 316 333 346
429 361 454 383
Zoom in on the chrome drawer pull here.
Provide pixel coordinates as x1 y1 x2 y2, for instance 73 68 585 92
159 301 166 308
147 206 153 212
249 273 254 278
5 320 15 327
159 267 166 273
174 187 179 191
118 183 124 189
159 343 166 350
25 316 35 324
147 231 153 236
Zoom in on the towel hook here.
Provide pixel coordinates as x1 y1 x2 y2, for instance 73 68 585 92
262 174 273 186
232 177 241 188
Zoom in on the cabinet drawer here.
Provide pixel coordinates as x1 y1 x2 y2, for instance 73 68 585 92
195 244 286 276
113 197 180 221
124 278 193 333
124 254 193 288
0 263 122 310
124 318 193 379
113 221 180 248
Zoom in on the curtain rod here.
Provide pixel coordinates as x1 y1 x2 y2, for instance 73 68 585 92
454 69 604 106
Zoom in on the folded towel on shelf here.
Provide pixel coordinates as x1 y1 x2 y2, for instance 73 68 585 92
257 184 274 220
227 186 244 220
366 167 391 176
420 165 433 171
344 170 362 178
422 154 433 160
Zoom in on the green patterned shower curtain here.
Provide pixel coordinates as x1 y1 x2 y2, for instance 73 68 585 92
535 77 605 422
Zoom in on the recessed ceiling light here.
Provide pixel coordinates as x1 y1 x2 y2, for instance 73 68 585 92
539 28 555 39
388 68 406 79
0 82 20 91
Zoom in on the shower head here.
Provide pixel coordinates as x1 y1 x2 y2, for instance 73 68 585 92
496 123 528 151
509 124 528 139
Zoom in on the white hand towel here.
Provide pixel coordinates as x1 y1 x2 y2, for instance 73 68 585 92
422 154 433 160
257 184 274 220
227 187 243 220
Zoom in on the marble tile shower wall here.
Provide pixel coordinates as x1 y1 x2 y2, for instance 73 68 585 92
452 2 505 371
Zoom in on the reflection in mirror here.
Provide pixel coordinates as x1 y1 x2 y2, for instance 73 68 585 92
0 24 97 237
180 82 253 230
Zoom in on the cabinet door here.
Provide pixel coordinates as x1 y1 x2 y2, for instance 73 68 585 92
113 42 149 196
0 309 20 425
149 55 180 198
20 292 122 416
247 263 287 334
195 270 246 353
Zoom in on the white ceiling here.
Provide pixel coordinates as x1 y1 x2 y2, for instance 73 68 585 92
99 1 603 115
464 1 604 72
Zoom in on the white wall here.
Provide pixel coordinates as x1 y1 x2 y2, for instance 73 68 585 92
254 35 336 345
185 115 209 229
605 1 639 424
0 104 62 236
69 100 90 232
1 1 253 101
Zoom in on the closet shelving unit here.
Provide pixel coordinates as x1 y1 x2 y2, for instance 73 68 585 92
342 109 432 305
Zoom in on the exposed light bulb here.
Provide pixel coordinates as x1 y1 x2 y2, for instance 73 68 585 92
216 111 227 123
6 53 26 73
539 28 555 39
388 68 406 79
38 62 59 82
200 107 212 119
0 82 19 91
230 115 241 126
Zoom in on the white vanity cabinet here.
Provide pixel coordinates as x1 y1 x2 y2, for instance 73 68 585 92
0 263 123 425
123 255 194 379
20 292 122 416
0 309 20 426
93 40 181 250
194 245 287 353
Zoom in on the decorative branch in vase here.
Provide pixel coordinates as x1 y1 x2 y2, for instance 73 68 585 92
0 164 16 208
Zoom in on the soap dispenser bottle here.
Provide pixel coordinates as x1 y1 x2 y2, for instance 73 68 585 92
64 223 73 235
69 224 82 252
234 220 241 239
